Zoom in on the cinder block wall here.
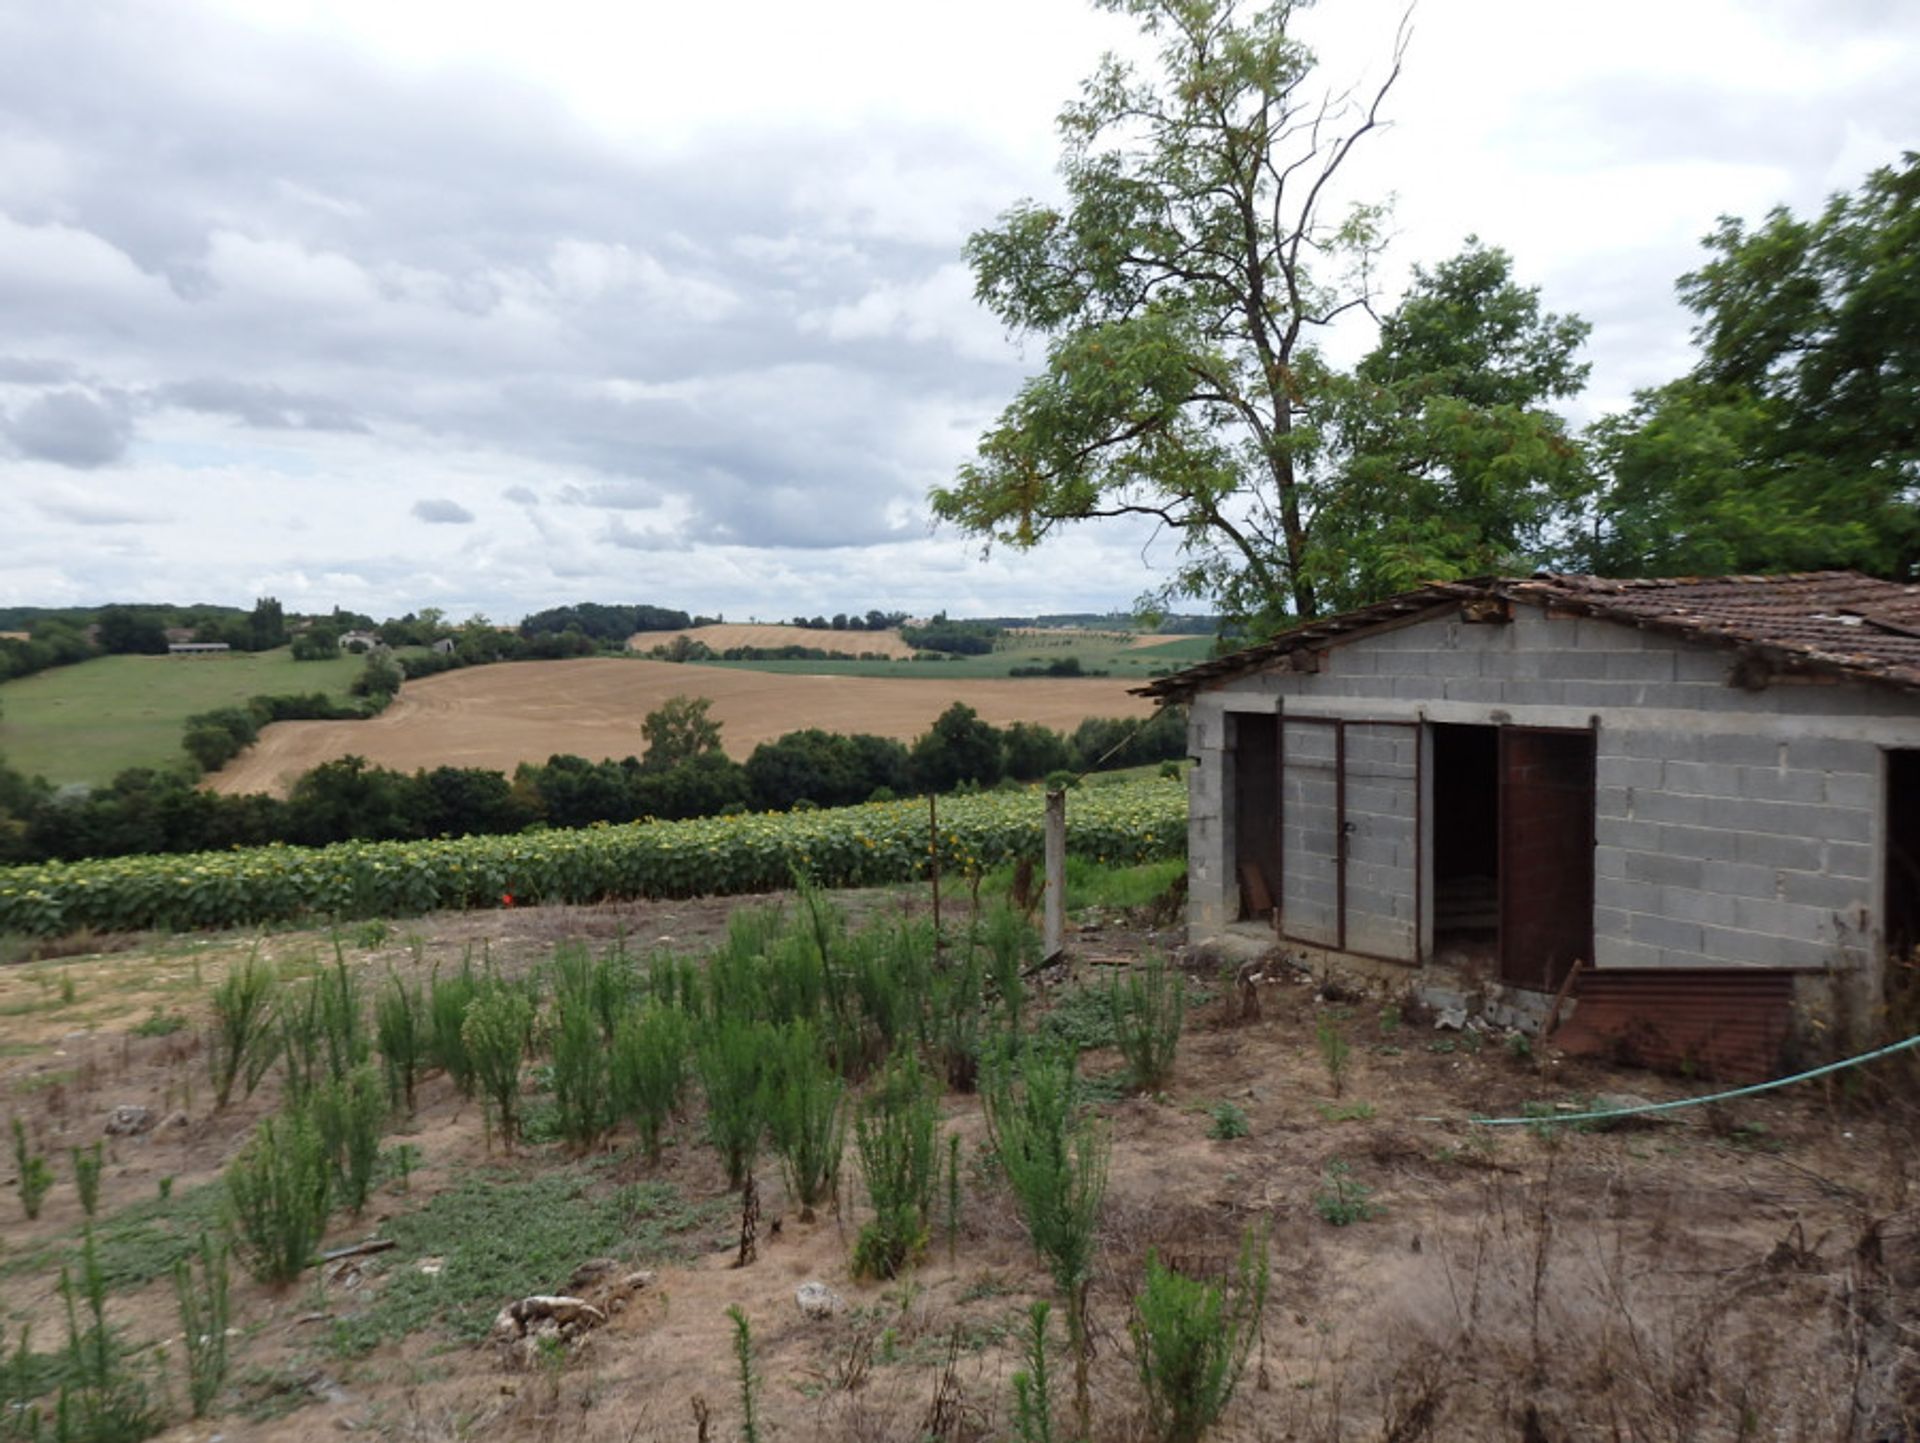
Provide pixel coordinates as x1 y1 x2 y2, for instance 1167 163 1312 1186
1186 606 1919 980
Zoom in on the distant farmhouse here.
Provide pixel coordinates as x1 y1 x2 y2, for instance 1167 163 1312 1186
338 630 382 653
167 642 231 656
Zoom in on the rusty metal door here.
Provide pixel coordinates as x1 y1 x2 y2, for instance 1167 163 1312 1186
1498 727 1595 990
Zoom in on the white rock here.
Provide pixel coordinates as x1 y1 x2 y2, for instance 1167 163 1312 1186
795 1281 845 1319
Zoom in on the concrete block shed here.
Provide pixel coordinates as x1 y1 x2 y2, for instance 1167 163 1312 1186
1137 572 1920 1073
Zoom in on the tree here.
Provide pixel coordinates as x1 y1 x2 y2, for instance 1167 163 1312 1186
248 597 287 651
95 607 168 655
1587 154 1919 578
641 695 723 771
910 703 1004 792
933 0 1410 630
1307 241 1590 610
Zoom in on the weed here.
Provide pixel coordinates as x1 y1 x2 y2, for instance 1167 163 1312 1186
1313 1160 1379 1226
316 947 369 1083
1506 1031 1534 1062
207 949 278 1110
985 1043 1109 1437
70 1143 103 1219
980 903 1038 1035
1207 1102 1250 1140
226 1110 332 1286
550 988 614 1150
173 1231 230 1419
612 1003 691 1164
696 1014 772 1189
51 1227 161 1443
11 1119 51 1221
945 1133 963 1263
851 1053 938 1279
130 1010 187 1039
427 957 480 1096
373 972 425 1113
1132 1226 1270 1443
1318 1101 1376 1123
463 983 534 1151
728 1305 760 1443
931 947 985 1093
1111 955 1185 1092
310 1063 386 1214
58 971 75 1006
763 1021 844 1223
1039 985 1117 1053
1378 1003 1402 1035
1316 1014 1351 1097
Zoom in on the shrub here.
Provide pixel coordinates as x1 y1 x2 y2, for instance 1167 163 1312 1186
173 1231 230 1419
207 950 279 1109
550 989 613 1150
851 1053 939 1279
1207 1102 1249 1141
427 958 481 1096
985 1043 1109 1435
317 948 369 1083
226 1111 332 1286
310 1064 386 1215
611 1003 691 1164
980 903 1038 1035
1316 1014 1350 1098
52 1228 161 1442
1131 1227 1270 1443
462 984 535 1151
1011 1300 1057 1443
11 1119 51 1222
695 1014 772 1188
764 1021 845 1222
70 1142 104 1218
1111 955 1185 1092
1313 1160 1379 1226
931 948 985 1093
374 972 424 1113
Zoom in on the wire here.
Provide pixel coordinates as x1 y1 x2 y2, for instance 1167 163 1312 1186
1418 1031 1920 1128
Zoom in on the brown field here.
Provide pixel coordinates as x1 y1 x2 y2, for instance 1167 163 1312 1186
627 622 919 658
208 657 1153 796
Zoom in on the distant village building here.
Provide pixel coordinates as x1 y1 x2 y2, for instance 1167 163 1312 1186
431 638 457 656
163 627 196 645
167 642 231 656
338 630 381 653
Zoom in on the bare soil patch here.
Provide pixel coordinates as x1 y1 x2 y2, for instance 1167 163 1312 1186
208 657 1153 797
627 623 919 659
2 889 1913 1442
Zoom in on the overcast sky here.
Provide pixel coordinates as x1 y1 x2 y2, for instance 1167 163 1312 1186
0 0 1912 623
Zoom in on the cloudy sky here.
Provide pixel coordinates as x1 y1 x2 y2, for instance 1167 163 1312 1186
0 0 1911 623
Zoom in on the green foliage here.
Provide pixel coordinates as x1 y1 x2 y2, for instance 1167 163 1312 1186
173 1231 230 1419
373 971 424 1113
763 1021 845 1222
851 1053 939 1280
641 694 724 771
1316 1014 1350 1098
1588 155 1920 578
1110 955 1185 1092
427 958 480 1096
309 1064 386 1215
1206 1102 1249 1141
931 946 986 1093
695 1015 772 1189
225 1111 331 1287
207 951 278 1109
1010 1300 1056 1443
612 1003 691 1164
727 1305 760 1443
51 1228 162 1443
1313 1160 1380 1226
12 1118 51 1221
979 902 1037 1036
70 1144 103 1219
462 984 534 1150
1131 1227 1271 1443
0 777 1186 936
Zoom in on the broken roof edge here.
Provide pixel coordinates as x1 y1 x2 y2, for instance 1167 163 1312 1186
1133 570 1920 703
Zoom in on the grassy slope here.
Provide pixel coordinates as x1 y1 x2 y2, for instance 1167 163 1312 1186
688 633 1216 681
0 649 363 786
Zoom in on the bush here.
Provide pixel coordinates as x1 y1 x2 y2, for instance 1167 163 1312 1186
310 1064 386 1215
1316 1013 1350 1098
207 951 279 1109
550 988 614 1150
851 1053 938 1279
612 1003 691 1164
71 1142 103 1218
463 984 535 1150
696 1014 772 1188
1207 1101 1249 1140
764 1021 845 1223
226 1111 332 1286
1131 1227 1270 1443
174 1231 231 1419
1313 1160 1379 1226
1111 955 1185 1092
428 959 481 1096
374 973 424 1113
11 1119 50 1221
52 1228 162 1442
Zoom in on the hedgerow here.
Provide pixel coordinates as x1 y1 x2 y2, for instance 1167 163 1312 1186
0 778 1185 936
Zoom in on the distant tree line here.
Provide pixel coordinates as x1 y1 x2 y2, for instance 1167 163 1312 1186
899 616 1001 655
785 610 910 632
0 698 1185 866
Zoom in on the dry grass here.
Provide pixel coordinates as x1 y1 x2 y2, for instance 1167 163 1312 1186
626 623 921 660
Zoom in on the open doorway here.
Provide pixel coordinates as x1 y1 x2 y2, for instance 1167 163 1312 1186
1431 724 1499 969
1887 750 1920 959
1230 714 1278 921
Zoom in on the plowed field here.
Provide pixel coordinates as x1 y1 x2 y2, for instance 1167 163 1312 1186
207 657 1155 796
627 623 918 657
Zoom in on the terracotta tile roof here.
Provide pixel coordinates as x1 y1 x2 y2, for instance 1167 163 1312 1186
1136 570 1920 701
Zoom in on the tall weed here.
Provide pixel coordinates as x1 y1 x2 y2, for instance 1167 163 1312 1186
310 1064 385 1214
1111 955 1185 1092
53 1228 161 1443
207 949 278 1109
611 1003 691 1163
374 972 425 1113
764 1021 845 1221
1131 1226 1270 1443
11 1119 51 1221
550 990 614 1150
173 1231 230 1419
695 1014 772 1188
427 956 480 1096
851 1052 938 1279
225 1110 331 1287
463 984 534 1151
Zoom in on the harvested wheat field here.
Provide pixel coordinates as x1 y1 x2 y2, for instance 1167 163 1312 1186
627 623 919 658
209 657 1152 797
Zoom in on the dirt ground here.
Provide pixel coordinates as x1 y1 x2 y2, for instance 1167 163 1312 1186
0 888 1914 1443
208 657 1154 798
626 624 921 659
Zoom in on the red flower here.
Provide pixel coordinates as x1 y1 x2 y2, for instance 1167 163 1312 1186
500 891 515 908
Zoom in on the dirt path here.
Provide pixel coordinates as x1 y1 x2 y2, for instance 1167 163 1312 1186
208 658 1154 797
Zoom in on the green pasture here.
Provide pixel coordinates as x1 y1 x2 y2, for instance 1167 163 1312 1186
688 632 1215 680
0 649 363 786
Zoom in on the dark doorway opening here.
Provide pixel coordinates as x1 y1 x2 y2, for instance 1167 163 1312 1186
1499 727 1596 991
1887 750 1920 959
1431 724 1500 967
1231 714 1278 921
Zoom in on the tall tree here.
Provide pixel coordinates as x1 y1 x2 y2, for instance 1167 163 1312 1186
933 0 1408 631
1587 154 1919 578
641 695 724 771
